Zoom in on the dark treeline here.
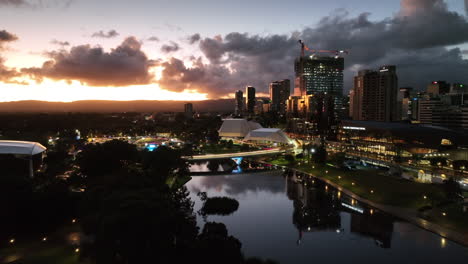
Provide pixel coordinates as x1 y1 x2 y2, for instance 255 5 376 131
0 112 222 146
1 139 277 264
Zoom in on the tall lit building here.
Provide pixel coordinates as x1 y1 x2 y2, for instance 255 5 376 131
269 79 290 114
427 81 450 96
294 55 344 99
235 90 244 116
184 103 193 118
350 66 399 122
246 86 256 114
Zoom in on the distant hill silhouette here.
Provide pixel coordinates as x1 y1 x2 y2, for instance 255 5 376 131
0 100 235 113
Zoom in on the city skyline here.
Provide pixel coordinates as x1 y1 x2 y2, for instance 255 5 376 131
0 0 468 102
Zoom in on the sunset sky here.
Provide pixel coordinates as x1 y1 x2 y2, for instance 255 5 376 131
0 0 467 102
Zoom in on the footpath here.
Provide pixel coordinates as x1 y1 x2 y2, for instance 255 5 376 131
261 161 468 247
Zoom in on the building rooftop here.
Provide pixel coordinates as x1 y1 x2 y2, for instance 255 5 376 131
341 120 468 147
0 140 47 155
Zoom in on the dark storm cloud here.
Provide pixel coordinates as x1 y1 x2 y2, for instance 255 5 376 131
0 30 23 84
0 58 23 84
161 41 180 53
465 0 468 15
50 39 70 46
0 29 18 44
0 0 27 6
22 37 156 86
91 30 120 39
0 0 74 8
188 33 201 44
157 0 468 96
147 36 159 42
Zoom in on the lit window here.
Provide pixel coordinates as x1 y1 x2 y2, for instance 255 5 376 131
441 139 452 146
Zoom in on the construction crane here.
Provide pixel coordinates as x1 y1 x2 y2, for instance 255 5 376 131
298 40 349 57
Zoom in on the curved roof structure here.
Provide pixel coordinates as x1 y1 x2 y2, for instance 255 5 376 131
244 128 292 144
0 140 47 155
218 119 263 138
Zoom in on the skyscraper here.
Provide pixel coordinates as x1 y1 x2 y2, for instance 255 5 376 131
350 66 399 122
427 81 450 96
269 79 290 114
246 86 256 114
235 90 244 116
184 103 193 118
294 55 344 99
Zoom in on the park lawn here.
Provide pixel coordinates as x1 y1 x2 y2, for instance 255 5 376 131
1 241 85 264
10 246 83 264
269 157 468 233
270 157 446 210
423 203 468 233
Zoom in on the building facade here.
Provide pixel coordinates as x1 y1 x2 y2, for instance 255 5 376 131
235 90 244 116
246 86 256 114
270 79 290 114
184 103 193 118
294 55 344 99
350 66 399 122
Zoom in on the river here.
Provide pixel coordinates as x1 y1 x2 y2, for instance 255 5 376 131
186 170 468 264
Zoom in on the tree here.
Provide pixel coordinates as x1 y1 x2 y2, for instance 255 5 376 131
141 146 190 184
195 222 243 264
312 145 327 165
443 177 463 201
226 140 234 149
207 160 221 172
284 154 295 165
76 140 139 180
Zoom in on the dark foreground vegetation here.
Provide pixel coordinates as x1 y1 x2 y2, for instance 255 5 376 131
198 193 240 216
0 138 277 264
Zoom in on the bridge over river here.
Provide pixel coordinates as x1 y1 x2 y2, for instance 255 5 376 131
185 148 285 161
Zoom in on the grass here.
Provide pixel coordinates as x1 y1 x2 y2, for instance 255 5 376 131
7 245 83 264
200 144 260 155
268 157 468 233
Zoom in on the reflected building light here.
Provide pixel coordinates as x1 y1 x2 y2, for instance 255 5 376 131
441 238 446 248
341 202 364 214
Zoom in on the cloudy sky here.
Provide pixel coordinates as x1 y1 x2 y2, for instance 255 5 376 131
0 0 467 102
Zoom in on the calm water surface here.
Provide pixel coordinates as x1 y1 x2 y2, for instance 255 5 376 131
186 171 468 264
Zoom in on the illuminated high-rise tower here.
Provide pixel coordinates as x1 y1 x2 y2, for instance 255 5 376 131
294 55 344 99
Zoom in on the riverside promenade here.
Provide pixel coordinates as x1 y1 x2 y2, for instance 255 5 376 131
263 162 468 247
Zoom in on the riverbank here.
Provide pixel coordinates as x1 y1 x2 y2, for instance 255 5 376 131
261 158 468 247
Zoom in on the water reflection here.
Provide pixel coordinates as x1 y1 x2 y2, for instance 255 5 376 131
186 171 468 264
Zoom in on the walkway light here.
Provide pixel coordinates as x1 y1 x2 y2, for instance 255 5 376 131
370 190 374 194
442 212 447 216
72 219 76 223
424 195 427 199
352 182 355 186
9 239 15 244
42 237 47 242
338 176 341 179
75 248 80 253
